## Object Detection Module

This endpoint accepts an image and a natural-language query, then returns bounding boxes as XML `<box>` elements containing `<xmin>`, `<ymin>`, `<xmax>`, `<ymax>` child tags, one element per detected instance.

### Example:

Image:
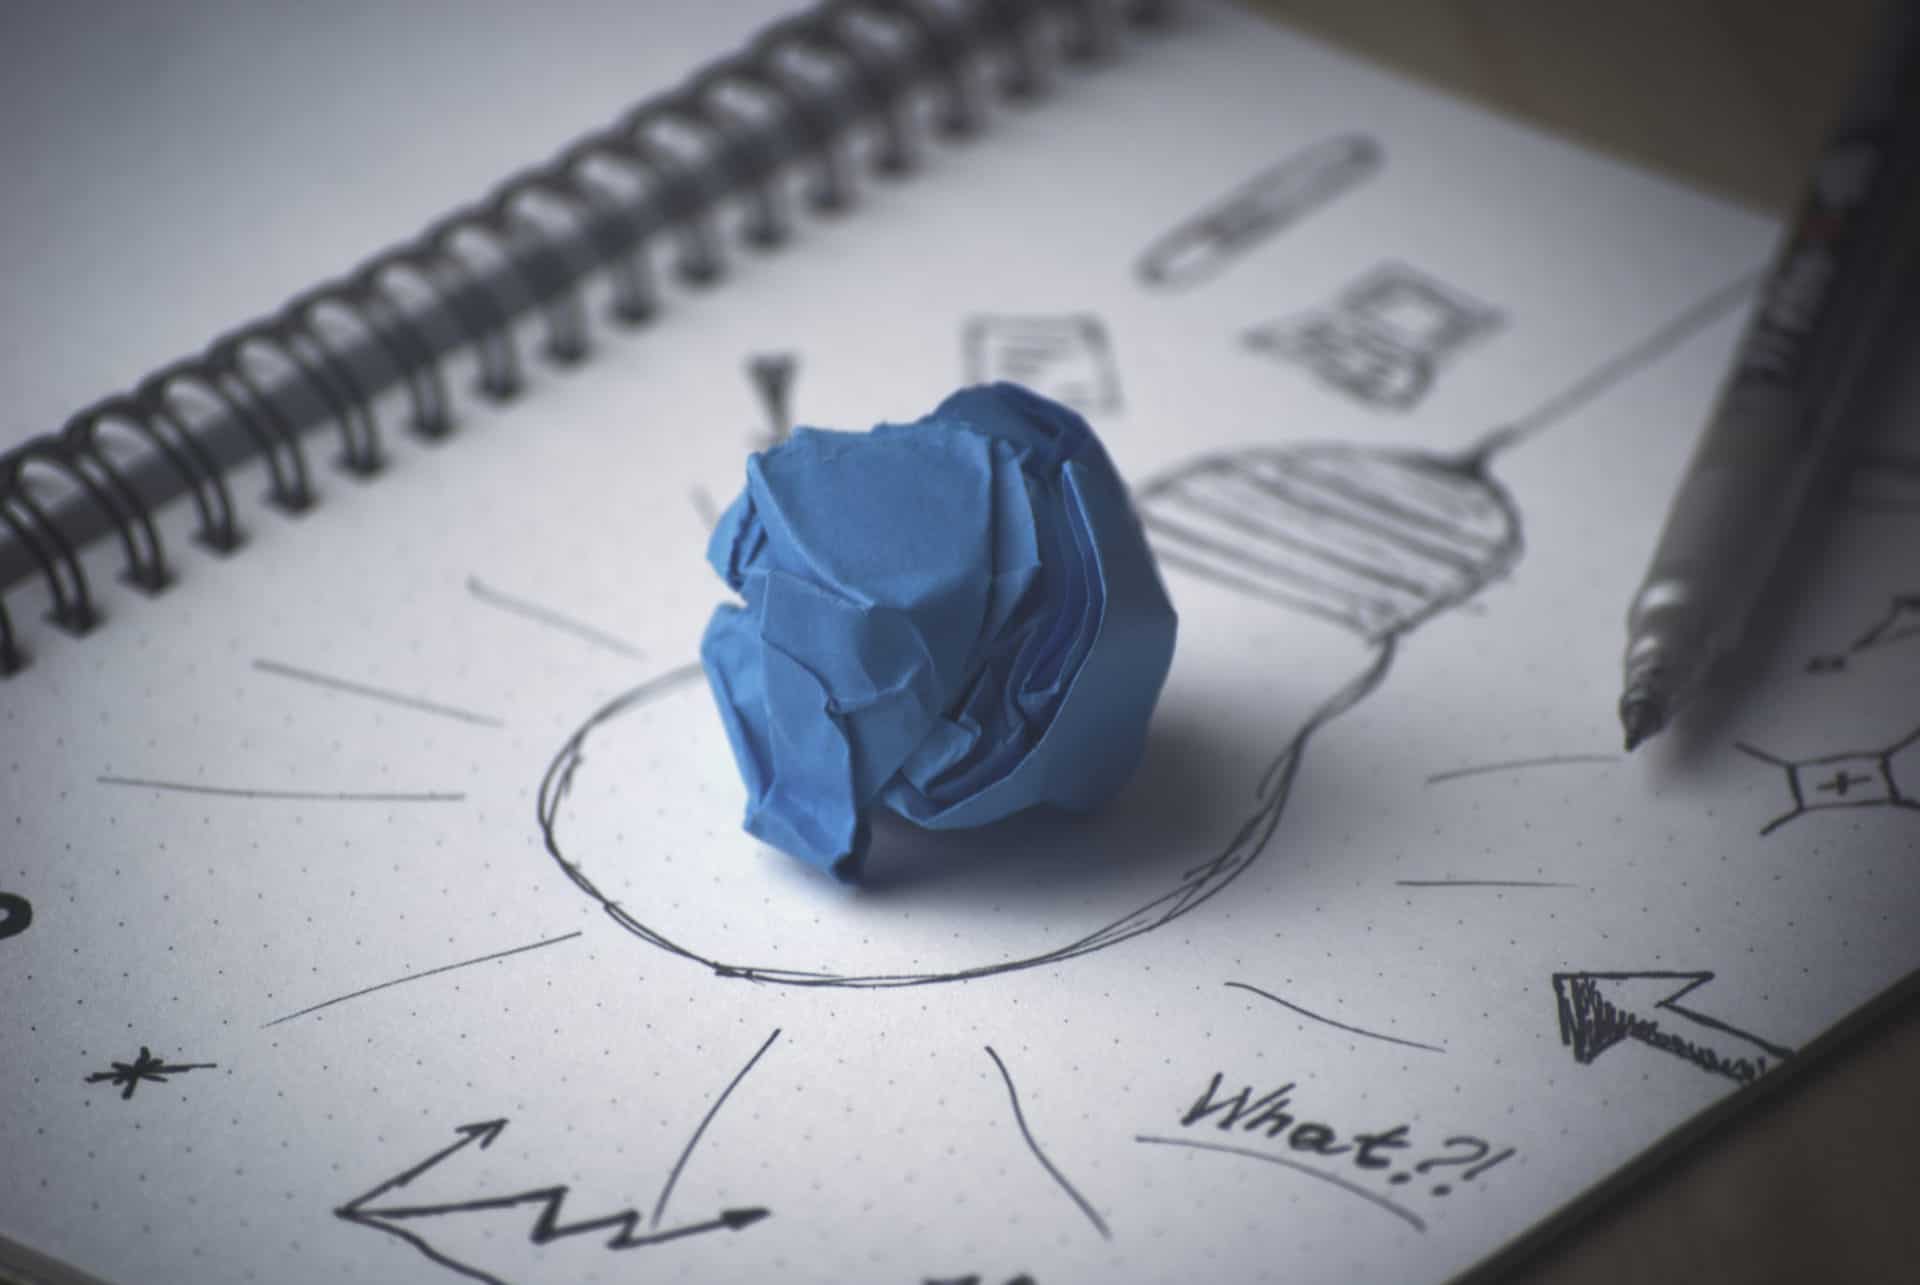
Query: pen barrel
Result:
<box><xmin>1622</xmin><ymin>0</ymin><xmax>1920</xmax><ymax>724</ymax></box>
<box><xmin>1624</xmin><ymin>355</ymin><xmax>1829</xmax><ymax>699</ymax></box>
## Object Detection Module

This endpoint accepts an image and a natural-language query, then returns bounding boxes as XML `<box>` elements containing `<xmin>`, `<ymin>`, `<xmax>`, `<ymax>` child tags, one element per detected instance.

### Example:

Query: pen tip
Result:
<box><xmin>1619</xmin><ymin>695</ymin><xmax>1665</xmax><ymax>752</ymax></box>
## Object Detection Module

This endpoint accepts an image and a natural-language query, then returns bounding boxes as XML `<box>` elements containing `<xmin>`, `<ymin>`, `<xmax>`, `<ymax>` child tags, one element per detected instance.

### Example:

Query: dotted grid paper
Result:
<box><xmin>5</xmin><ymin>4</ymin><xmax>1919</xmax><ymax>1284</ymax></box>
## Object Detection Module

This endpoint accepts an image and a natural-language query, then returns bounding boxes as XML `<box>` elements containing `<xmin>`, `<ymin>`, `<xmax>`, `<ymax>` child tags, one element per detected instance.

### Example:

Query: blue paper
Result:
<box><xmin>701</xmin><ymin>382</ymin><xmax>1178</xmax><ymax>880</ymax></box>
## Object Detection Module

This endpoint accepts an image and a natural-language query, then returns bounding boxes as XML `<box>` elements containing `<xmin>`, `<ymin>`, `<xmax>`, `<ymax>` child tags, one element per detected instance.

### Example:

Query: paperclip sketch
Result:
<box><xmin>1552</xmin><ymin>971</ymin><xmax>1791</xmax><ymax>1085</ymax></box>
<box><xmin>1736</xmin><ymin>724</ymin><xmax>1920</xmax><ymax>835</ymax></box>
<box><xmin>963</xmin><ymin>315</ymin><xmax>1122</xmax><ymax>414</ymax></box>
<box><xmin>1134</xmin><ymin>134</ymin><xmax>1384</xmax><ymax>291</ymax></box>
<box><xmin>1244</xmin><ymin>262</ymin><xmax>1504</xmax><ymax>411</ymax></box>
<box><xmin>536</xmin><ymin>275</ymin><xmax>1755</xmax><ymax>989</ymax></box>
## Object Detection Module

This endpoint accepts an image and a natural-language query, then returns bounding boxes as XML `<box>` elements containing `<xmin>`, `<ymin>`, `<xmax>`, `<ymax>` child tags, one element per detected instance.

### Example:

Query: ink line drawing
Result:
<box><xmin>1552</xmin><ymin>971</ymin><xmax>1792</xmax><ymax>1085</ymax></box>
<box><xmin>983</xmin><ymin>1045</ymin><xmax>1111</xmax><ymax>1240</ymax></box>
<box><xmin>1243</xmin><ymin>261</ymin><xmax>1504</xmax><ymax>411</ymax></box>
<box><xmin>0</xmin><ymin>890</ymin><xmax>30</xmax><ymax>942</ymax></box>
<box><xmin>1225</xmin><ymin>981</ymin><xmax>1445</xmax><ymax>1054</ymax></box>
<box><xmin>1178</xmin><ymin>1072</ymin><xmax>1515</xmax><ymax>1200</ymax></box>
<box><xmin>536</xmin><ymin>275</ymin><xmax>1757</xmax><ymax>989</ymax></box>
<box><xmin>1848</xmin><ymin>593</ymin><xmax>1920</xmax><ymax>652</ymax></box>
<box><xmin>1394</xmin><ymin>879</ymin><xmax>1577</xmax><ymax>889</ymax></box>
<box><xmin>253</xmin><ymin>659</ymin><xmax>504</xmax><ymax>728</ymax></box>
<box><xmin>653</xmin><ymin>1027</ymin><xmax>781</xmax><ymax>1225</ymax></box>
<box><xmin>84</xmin><ymin>1046</ymin><xmax>218</xmax><ymax>1100</ymax></box>
<box><xmin>1805</xmin><ymin>591</ymin><xmax>1920</xmax><ymax>673</ymax></box>
<box><xmin>747</xmin><ymin>352</ymin><xmax>798</xmax><ymax>449</ymax></box>
<box><xmin>1423</xmin><ymin>752</ymin><xmax>1617</xmax><ymax>786</ymax></box>
<box><xmin>465</xmin><ymin>576</ymin><xmax>643</xmax><ymax>658</ymax></box>
<box><xmin>1135</xmin><ymin>134</ymin><xmax>1383</xmax><ymax>291</ymax></box>
<box><xmin>337</xmin><ymin>1119</ymin><xmax>770</xmax><ymax>1285</ymax></box>
<box><xmin>98</xmin><ymin>775</ymin><xmax>465</xmax><ymax>804</ymax></box>
<box><xmin>963</xmin><ymin>315</ymin><xmax>1121</xmax><ymax>414</ymax></box>
<box><xmin>538</xmin><ymin>643</ymin><xmax>1385</xmax><ymax>987</ymax></box>
<box><xmin>1134</xmin><ymin>1135</ymin><xmax>1426</xmax><ymax>1232</ymax></box>
<box><xmin>262</xmin><ymin>931</ymin><xmax>584</xmax><ymax>1028</ymax></box>
<box><xmin>1735</xmin><ymin>722</ymin><xmax>1920</xmax><ymax>834</ymax></box>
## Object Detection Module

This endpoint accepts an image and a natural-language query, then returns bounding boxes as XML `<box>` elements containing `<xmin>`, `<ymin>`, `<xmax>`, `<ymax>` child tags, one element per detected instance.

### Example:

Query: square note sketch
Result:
<box><xmin>964</xmin><ymin>314</ymin><xmax>1122</xmax><ymax>415</ymax></box>
<box><xmin>1244</xmin><ymin>261</ymin><xmax>1505</xmax><ymax>412</ymax></box>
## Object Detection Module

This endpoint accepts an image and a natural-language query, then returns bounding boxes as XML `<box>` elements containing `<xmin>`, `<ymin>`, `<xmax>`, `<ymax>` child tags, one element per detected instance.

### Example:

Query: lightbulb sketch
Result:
<box><xmin>536</xmin><ymin>275</ymin><xmax>1757</xmax><ymax>989</ymax></box>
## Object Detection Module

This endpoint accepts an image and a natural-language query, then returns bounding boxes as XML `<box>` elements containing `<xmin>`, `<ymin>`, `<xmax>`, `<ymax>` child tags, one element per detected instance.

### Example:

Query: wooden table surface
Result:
<box><xmin>1240</xmin><ymin>3</ymin><xmax>1920</xmax><ymax>1281</ymax></box>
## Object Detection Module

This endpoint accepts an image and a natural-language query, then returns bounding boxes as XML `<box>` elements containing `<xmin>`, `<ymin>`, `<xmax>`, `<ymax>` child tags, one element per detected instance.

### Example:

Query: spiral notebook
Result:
<box><xmin>4</xmin><ymin>3</ymin><xmax>1918</xmax><ymax>1283</ymax></box>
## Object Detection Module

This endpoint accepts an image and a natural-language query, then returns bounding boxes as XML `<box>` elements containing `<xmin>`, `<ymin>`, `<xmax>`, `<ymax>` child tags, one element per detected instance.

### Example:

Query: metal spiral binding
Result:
<box><xmin>0</xmin><ymin>0</ymin><xmax>1170</xmax><ymax>677</ymax></box>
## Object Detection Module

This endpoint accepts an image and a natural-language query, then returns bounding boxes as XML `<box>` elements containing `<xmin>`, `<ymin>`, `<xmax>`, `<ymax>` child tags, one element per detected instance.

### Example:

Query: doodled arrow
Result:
<box><xmin>1551</xmin><ymin>971</ymin><xmax>1793</xmax><ymax>1085</ymax></box>
<box><xmin>336</xmin><ymin>1119</ymin><xmax>769</xmax><ymax>1285</ymax></box>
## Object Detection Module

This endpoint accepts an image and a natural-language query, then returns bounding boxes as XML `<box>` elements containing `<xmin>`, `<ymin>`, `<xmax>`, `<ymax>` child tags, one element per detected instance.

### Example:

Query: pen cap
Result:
<box><xmin>1136</xmin><ymin>443</ymin><xmax>1521</xmax><ymax>641</ymax></box>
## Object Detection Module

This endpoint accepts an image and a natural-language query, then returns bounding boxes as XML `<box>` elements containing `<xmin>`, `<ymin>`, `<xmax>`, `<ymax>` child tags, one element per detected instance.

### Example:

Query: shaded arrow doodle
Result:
<box><xmin>1552</xmin><ymin>972</ymin><xmax>1792</xmax><ymax>1085</ymax></box>
<box><xmin>335</xmin><ymin>1119</ymin><xmax>770</xmax><ymax>1285</ymax></box>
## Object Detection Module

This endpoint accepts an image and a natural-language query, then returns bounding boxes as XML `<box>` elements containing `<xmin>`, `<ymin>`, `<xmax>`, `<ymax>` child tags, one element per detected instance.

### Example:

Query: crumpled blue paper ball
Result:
<box><xmin>701</xmin><ymin>382</ymin><xmax>1178</xmax><ymax>881</ymax></box>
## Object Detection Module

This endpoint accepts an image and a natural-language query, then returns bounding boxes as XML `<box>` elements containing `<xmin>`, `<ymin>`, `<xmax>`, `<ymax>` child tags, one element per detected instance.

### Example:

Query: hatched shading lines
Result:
<box><xmin>1223</xmin><ymin>465</ymin><xmax>1489</xmax><ymax>573</ymax></box>
<box><xmin>1141</xmin><ymin>509</ymin><xmax>1400</xmax><ymax>615</ymax></box>
<box><xmin>1158</xmin><ymin>479</ymin><xmax>1442</xmax><ymax>597</ymax></box>
<box><xmin>1257</xmin><ymin>454</ymin><xmax>1506</xmax><ymax>546</ymax></box>
<box><xmin>1145</xmin><ymin>547</ymin><xmax>1365</xmax><ymax>631</ymax></box>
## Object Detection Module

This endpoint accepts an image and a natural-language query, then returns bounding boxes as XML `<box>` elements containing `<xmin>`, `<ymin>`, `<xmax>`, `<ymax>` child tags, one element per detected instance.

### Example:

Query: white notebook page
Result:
<box><xmin>5</xmin><ymin>5</ymin><xmax>1918</xmax><ymax>1284</ymax></box>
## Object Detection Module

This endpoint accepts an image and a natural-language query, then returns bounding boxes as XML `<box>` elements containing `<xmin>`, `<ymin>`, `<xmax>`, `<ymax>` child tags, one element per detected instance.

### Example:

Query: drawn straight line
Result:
<box><xmin>253</xmin><ymin>659</ymin><xmax>503</xmax><ymax>728</ymax></box>
<box><xmin>652</xmin><ymin>1028</ymin><xmax>781</xmax><ymax>1226</ymax></box>
<box><xmin>99</xmin><ymin>775</ymin><xmax>464</xmax><ymax>804</ymax></box>
<box><xmin>465</xmin><ymin>576</ymin><xmax>643</xmax><ymax>658</ymax></box>
<box><xmin>262</xmin><ymin>932</ymin><xmax>583</xmax><ymax>1028</ymax></box>
<box><xmin>1474</xmin><ymin>269</ymin><xmax>1763</xmax><ymax>457</ymax></box>
<box><xmin>1225</xmin><ymin>981</ymin><xmax>1446</xmax><ymax>1055</ymax></box>
<box><xmin>1135</xmin><ymin>1135</ymin><xmax>1425</xmax><ymax>1232</ymax></box>
<box><xmin>1424</xmin><ymin>753</ymin><xmax>1618</xmax><ymax>785</ymax></box>
<box><xmin>1396</xmin><ymin>879</ymin><xmax>1578</xmax><ymax>888</ymax></box>
<box><xmin>984</xmin><ymin>1045</ymin><xmax>1111</xmax><ymax>1240</ymax></box>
